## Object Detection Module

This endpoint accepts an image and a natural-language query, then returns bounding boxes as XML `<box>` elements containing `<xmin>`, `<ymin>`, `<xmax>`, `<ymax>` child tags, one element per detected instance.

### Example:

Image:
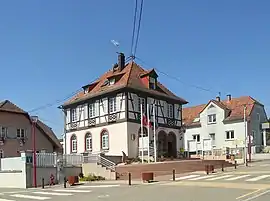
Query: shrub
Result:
<box><xmin>79</xmin><ymin>173</ymin><xmax>105</xmax><ymax>181</ymax></box>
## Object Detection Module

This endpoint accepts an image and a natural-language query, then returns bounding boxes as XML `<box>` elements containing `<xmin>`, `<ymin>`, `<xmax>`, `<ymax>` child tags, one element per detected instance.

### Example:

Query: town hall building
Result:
<box><xmin>61</xmin><ymin>53</ymin><xmax>188</xmax><ymax>160</ymax></box>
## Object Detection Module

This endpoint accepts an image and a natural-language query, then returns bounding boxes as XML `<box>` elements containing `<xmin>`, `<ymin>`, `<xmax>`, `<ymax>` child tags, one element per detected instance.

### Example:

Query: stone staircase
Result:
<box><xmin>82</xmin><ymin>154</ymin><xmax>116</xmax><ymax>180</ymax></box>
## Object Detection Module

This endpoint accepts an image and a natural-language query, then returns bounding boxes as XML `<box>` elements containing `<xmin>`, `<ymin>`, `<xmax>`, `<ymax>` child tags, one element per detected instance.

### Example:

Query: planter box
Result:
<box><xmin>141</xmin><ymin>172</ymin><xmax>154</xmax><ymax>182</ymax></box>
<box><xmin>68</xmin><ymin>176</ymin><xmax>79</xmax><ymax>186</ymax></box>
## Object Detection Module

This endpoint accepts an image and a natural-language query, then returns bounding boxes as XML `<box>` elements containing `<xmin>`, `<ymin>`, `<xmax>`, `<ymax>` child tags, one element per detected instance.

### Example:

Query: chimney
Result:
<box><xmin>216</xmin><ymin>96</ymin><xmax>220</xmax><ymax>102</ymax></box>
<box><xmin>118</xmin><ymin>53</ymin><xmax>125</xmax><ymax>71</ymax></box>
<box><xmin>227</xmin><ymin>94</ymin><xmax>232</xmax><ymax>101</ymax></box>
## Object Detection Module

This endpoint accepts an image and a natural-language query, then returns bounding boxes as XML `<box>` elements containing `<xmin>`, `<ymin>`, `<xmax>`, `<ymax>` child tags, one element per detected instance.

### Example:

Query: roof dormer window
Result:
<box><xmin>84</xmin><ymin>88</ymin><xmax>88</xmax><ymax>94</ymax></box>
<box><xmin>149</xmin><ymin>77</ymin><xmax>156</xmax><ymax>89</ymax></box>
<box><xmin>109</xmin><ymin>78</ymin><xmax>115</xmax><ymax>85</ymax></box>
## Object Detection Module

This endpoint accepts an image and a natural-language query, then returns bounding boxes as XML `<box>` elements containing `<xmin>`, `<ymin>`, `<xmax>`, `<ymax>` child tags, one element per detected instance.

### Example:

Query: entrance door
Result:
<box><xmin>168</xmin><ymin>142</ymin><xmax>173</xmax><ymax>157</ymax></box>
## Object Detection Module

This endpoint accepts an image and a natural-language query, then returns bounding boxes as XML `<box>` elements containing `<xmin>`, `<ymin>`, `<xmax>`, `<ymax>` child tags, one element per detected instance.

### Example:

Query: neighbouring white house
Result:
<box><xmin>60</xmin><ymin>53</ymin><xmax>187</xmax><ymax>162</ymax></box>
<box><xmin>182</xmin><ymin>95</ymin><xmax>268</xmax><ymax>157</ymax></box>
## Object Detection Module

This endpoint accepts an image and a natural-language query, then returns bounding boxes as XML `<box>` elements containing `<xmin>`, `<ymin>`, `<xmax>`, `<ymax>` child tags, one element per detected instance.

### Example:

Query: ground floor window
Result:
<box><xmin>101</xmin><ymin>130</ymin><xmax>109</xmax><ymax>150</ymax></box>
<box><xmin>70</xmin><ymin>135</ymin><xmax>77</xmax><ymax>153</ymax></box>
<box><xmin>85</xmin><ymin>133</ymin><xmax>92</xmax><ymax>151</ymax></box>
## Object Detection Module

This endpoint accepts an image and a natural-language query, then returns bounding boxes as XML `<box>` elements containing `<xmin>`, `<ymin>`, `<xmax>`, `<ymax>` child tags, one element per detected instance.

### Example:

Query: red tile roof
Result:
<box><xmin>183</xmin><ymin>96</ymin><xmax>261</xmax><ymax>127</ymax></box>
<box><xmin>0</xmin><ymin>100</ymin><xmax>62</xmax><ymax>149</ymax></box>
<box><xmin>63</xmin><ymin>61</ymin><xmax>188</xmax><ymax>106</ymax></box>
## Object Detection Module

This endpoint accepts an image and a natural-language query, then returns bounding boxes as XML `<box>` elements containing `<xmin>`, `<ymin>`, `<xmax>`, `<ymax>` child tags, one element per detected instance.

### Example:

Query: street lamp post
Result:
<box><xmin>31</xmin><ymin>115</ymin><xmax>38</xmax><ymax>188</ymax></box>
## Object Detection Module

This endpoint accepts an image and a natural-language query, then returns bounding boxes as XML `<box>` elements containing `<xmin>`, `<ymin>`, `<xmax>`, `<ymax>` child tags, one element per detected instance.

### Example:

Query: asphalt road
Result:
<box><xmin>0</xmin><ymin>160</ymin><xmax>269</xmax><ymax>201</ymax></box>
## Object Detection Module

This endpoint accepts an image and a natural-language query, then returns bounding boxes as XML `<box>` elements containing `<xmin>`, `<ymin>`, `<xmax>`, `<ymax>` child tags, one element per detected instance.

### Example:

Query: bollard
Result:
<box><xmin>64</xmin><ymin>177</ymin><xmax>66</xmax><ymax>188</ymax></box>
<box><xmin>42</xmin><ymin>178</ymin><xmax>44</xmax><ymax>189</ymax></box>
<box><xmin>128</xmin><ymin>173</ymin><xmax>131</xmax><ymax>186</ymax></box>
<box><xmin>172</xmin><ymin>169</ymin><xmax>176</xmax><ymax>181</ymax></box>
<box><xmin>206</xmin><ymin>165</ymin><xmax>209</xmax><ymax>175</ymax></box>
<box><xmin>221</xmin><ymin>163</ymin><xmax>224</xmax><ymax>172</ymax></box>
<box><xmin>246</xmin><ymin>159</ymin><xmax>248</xmax><ymax>167</ymax></box>
<box><xmin>235</xmin><ymin>160</ymin><xmax>237</xmax><ymax>169</ymax></box>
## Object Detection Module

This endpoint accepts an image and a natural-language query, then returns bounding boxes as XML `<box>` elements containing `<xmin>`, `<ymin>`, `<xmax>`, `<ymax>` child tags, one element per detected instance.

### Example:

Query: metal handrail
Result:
<box><xmin>97</xmin><ymin>155</ymin><xmax>116</xmax><ymax>171</ymax></box>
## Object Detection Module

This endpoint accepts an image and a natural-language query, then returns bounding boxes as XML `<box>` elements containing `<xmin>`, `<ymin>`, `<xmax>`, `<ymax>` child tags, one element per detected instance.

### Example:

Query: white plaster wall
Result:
<box><xmin>0</xmin><ymin>156</ymin><xmax>27</xmax><ymax>188</ymax></box>
<box><xmin>66</xmin><ymin>122</ymin><xmax>128</xmax><ymax>156</ymax></box>
<box><xmin>0</xmin><ymin>171</ymin><xmax>26</xmax><ymax>188</ymax></box>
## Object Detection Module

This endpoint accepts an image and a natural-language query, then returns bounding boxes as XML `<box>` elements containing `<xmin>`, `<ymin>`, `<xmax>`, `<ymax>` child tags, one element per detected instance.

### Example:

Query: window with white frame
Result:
<box><xmin>70</xmin><ymin>135</ymin><xmax>77</xmax><ymax>153</ymax></box>
<box><xmin>149</xmin><ymin>77</ymin><xmax>156</xmax><ymax>89</ymax></box>
<box><xmin>208</xmin><ymin>114</ymin><xmax>216</xmax><ymax>124</ymax></box>
<box><xmin>0</xmin><ymin>127</ymin><xmax>8</xmax><ymax>138</ymax></box>
<box><xmin>109</xmin><ymin>97</ymin><xmax>117</xmax><ymax>113</ymax></box>
<box><xmin>89</xmin><ymin>103</ymin><xmax>95</xmax><ymax>118</ymax></box>
<box><xmin>0</xmin><ymin>150</ymin><xmax>3</xmax><ymax>158</ymax></box>
<box><xmin>226</xmin><ymin>130</ymin><xmax>234</xmax><ymax>140</ymax></box>
<box><xmin>193</xmin><ymin>134</ymin><xmax>200</xmax><ymax>142</ymax></box>
<box><xmin>17</xmin><ymin>128</ymin><xmax>25</xmax><ymax>138</ymax></box>
<box><xmin>209</xmin><ymin>133</ymin><xmax>216</xmax><ymax>146</ymax></box>
<box><xmin>71</xmin><ymin>108</ymin><xmax>77</xmax><ymax>122</ymax></box>
<box><xmin>168</xmin><ymin>104</ymin><xmax>174</xmax><ymax>118</ymax></box>
<box><xmin>138</xmin><ymin>97</ymin><xmax>145</xmax><ymax>113</ymax></box>
<box><xmin>85</xmin><ymin>133</ymin><xmax>92</xmax><ymax>151</ymax></box>
<box><xmin>101</xmin><ymin>131</ymin><xmax>109</xmax><ymax>150</ymax></box>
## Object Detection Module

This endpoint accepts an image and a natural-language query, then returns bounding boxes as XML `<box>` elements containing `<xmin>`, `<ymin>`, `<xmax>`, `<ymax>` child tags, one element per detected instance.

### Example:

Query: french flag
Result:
<box><xmin>142</xmin><ymin>114</ymin><xmax>152</xmax><ymax>128</ymax></box>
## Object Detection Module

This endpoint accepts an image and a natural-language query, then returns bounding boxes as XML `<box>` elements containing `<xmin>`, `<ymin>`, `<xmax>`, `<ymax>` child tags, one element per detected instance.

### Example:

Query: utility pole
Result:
<box><xmin>243</xmin><ymin>105</ymin><xmax>248</xmax><ymax>166</ymax></box>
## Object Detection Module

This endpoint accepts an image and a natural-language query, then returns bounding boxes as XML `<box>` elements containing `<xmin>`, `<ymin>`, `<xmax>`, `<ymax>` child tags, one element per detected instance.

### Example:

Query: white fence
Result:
<box><xmin>36</xmin><ymin>153</ymin><xmax>83</xmax><ymax>167</ymax></box>
<box><xmin>35</xmin><ymin>153</ymin><xmax>116</xmax><ymax>171</ymax></box>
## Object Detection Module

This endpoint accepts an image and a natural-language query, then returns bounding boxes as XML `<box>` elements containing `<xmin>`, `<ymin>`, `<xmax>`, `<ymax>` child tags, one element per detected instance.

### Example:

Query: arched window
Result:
<box><xmin>70</xmin><ymin>134</ymin><xmax>77</xmax><ymax>153</ymax></box>
<box><xmin>100</xmin><ymin>130</ymin><xmax>109</xmax><ymax>150</ymax></box>
<box><xmin>85</xmin><ymin>133</ymin><xmax>92</xmax><ymax>151</ymax></box>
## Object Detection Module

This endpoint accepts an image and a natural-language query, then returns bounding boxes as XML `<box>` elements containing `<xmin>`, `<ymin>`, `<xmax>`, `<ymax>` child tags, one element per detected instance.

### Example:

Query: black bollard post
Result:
<box><xmin>206</xmin><ymin>165</ymin><xmax>209</xmax><ymax>175</ymax></box>
<box><xmin>64</xmin><ymin>177</ymin><xmax>66</xmax><ymax>188</ymax></box>
<box><xmin>172</xmin><ymin>169</ymin><xmax>176</xmax><ymax>181</ymax></box>
<box><xmin>221</xmin><ymin>163</ymin><xmax>224</xmax><ymax>172</ymax></box>
<box><xmin>42</xmin><ymin>178</ymin><xmax>44</xmax><ymax>189</ymax></box>
<box><xmin>246</xmin><ymin>159</ymin><xmax>248</xmax><ymax>167</ymax></box>
<box><xmin>235</xmin><ymin>160</ymin><xmax>237</xmax><ymax>169</ymax></box>
<box><xmin>128</xmin><ymin>173</ymin><xmax>131</xmax><ymax>186</ymax></box>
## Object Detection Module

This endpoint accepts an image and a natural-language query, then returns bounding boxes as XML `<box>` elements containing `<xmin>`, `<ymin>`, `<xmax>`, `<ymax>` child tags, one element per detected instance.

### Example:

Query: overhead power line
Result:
<box><xmin>135</xmin><ymin>56</ymin><xmax>220</xmax><ymax>95</ymax></box>
<box><xmin>130</xmin><ymin>0</ymin><xmax>138</xmax><ymax>56</ymax></box>
<box><xmin>28</xmin><ymin>78</ymin><xmax>98</xmax><ymax>113</ymax></box>
<box><xmin>27</xmin><ymin>89</ymin><xmax>81</xmax><ymax>113</ymax></box>
<box><xmin>130</xmin><ymin>0</ymin><xmax>144</xmax><ymax>58</ymax></box>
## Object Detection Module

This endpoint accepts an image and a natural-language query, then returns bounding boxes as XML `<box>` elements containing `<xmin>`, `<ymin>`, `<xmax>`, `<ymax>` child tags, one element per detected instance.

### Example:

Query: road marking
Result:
<box><xmin>206</xmin><ymin>175</ymin><xmax>233</xmax><ymax>181</ymax></box>
<box><xmin>236</xmin><ymin>189</ymin><xmax>263</xmax><ymax>199</ymax></box>
<box><xmin>246</xmin><ymin>175</ymin><xmax>270</xmax><ymax>181</ymax></box>
<box><xmin>189</xmin><ymin>175</ymin><xmax>216</xmax><ymax>180</ymax></box>
<box><xmin>0</xmin><ymin>199</ymin><xmax>16</xmax><ymax>201</ymax></box>
<box><xmin>97</xmin><ymin>195</ymin><xmax>110</xmax><ymax>198</ymax></box>
<box><xmin>10</xmin><ymin>194</ymin><xmax>50</xmax><ymax>200</ymax></box>
<box><xmin>260</xmin><ymin>164</ymin><xmax>270</xmax><ymax>167</ymax></box>
<box><xmin>78</xmin><ymin>184</ymin><xmax>120</xmax><ymax>188</ymax></box>
<box><xmin>226</xmin><ymin>175</ymin><xmax>250</xmax><ymax>181</ymax></box>
<box><xmin>163</xmin><ymin>181</ymin><xmax>269</xmax><ymax>189</ymax></box>
<box><xmin>53</xmin><ymin>189</ymin><xmax>91</xmax><ymax>193</ymax></box>
<box><xmin>242</xmin><ymin>189</ymin><xmax>270</xmax><ymax>201</ymax></box>
<box><xmin>174</xmin><ymin>175</ymin><xmax>200</xmax><ymax>180</ymax></box>
<box><xmin>32</xmin><ymin>191</ymin><xmax>72</xmax><ymax>196</ymax></box>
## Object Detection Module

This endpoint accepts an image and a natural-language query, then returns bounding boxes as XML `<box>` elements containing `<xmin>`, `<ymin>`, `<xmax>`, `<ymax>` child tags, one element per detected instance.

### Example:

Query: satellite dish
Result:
<box><xmin>111</xmin><ymin>40</ymin><xmax>120</xmax><ymax>47</ymax></box>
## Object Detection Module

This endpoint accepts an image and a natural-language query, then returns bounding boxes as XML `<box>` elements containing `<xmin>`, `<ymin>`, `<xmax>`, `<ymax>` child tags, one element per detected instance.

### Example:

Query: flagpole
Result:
<box><xmin>140</xmin><ymin>102</ymin><xmax>144</xmax><ymax>164</ymax></box>
<box><xmin>147</xmin><ymin>104</ymin><xmax>150</xmax><ymax>163</ymax></box>
<box><xmin>153</xmin><ymin>103</ymin><xmax>157</xmax><ymax>163</ymax></box>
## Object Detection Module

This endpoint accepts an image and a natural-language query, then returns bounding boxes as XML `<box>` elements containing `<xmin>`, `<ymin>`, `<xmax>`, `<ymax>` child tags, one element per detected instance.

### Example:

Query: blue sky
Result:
<box><xmin>1</xmin><ymin>0</ymin><xmax>270</xmax><ymax>137</ymax></box>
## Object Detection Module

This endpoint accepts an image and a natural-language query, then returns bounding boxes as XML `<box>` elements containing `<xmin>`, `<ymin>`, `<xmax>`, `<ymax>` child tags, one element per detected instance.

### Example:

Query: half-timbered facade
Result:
<box><xmin>61</xmin><ymin>53</ymin><xmax>188</xmax><ymax>159</ymax></box>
